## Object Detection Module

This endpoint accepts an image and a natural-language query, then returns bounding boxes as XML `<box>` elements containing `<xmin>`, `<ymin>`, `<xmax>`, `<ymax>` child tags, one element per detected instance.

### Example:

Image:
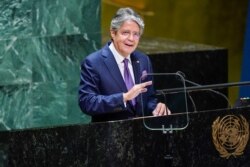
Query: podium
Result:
<box><xmin>1</xmin><ymin>106</ymin><xmax>250</xmax><ymax>167</ymax></box>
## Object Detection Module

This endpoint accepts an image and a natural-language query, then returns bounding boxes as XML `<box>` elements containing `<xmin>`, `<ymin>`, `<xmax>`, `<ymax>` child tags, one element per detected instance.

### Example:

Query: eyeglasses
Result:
<box><xmin>120</xmin><ymin>30</ymin><xmax>140</xmax><ymax>40</ymax></box>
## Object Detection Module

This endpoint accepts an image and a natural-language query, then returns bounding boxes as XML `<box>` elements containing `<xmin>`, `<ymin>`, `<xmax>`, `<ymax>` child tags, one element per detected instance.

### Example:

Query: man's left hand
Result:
<box><xmin>152</xmin><ymin>103</ymin><xmax>171</xmax><ymax>116</ymax></box>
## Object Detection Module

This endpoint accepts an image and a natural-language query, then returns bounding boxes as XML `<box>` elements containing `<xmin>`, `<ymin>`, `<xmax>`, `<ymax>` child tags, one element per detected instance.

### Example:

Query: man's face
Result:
<box><xmin>110</xmin><ymin>20</ymin><xmax>141</xmax><ymax>57</ymax></box>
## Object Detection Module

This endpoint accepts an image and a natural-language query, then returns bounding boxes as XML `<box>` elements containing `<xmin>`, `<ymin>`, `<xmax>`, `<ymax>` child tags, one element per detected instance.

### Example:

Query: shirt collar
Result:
<box><xmin>109</xmin><ymin>42</ymin><xmax>131</xmax><ymax>64</ymax></box>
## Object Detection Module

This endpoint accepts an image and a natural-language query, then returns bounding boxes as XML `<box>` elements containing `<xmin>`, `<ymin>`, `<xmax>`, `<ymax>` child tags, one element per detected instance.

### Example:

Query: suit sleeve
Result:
<box><xmin>78</xmin><ymin>58</ymin><xmax>125</xmax><ymax>116</ymax></box>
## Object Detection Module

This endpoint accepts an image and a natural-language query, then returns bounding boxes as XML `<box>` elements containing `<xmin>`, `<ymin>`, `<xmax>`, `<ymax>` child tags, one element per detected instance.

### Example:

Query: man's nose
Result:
<box><xmin>128</xmin><ymin>33</ymin><xmax>134</xmax><ymax>40</ymax></box>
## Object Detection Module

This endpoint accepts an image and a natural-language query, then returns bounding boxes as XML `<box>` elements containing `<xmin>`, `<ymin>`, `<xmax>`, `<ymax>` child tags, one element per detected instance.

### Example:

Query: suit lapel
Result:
<box><xmin>131</xmin><ymin>54</ymin><xmax>142</xmax><ymax>108</ymax></box>
<box><xmin>131</xmin><ymin>54</ymin><xmax>141</xmax><ymax>84</ymax></box>
<box><xmin>102</xmin><ymin>45</ymin><xmax>127</xmax><ymax>92</ymax></box>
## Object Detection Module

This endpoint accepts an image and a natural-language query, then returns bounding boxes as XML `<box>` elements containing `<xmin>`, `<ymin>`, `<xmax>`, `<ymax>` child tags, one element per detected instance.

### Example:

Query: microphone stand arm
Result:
<box><xmin>160</xmin><ymin>81</ymin><xmax>250</xmax><ymax>94</ymax></box>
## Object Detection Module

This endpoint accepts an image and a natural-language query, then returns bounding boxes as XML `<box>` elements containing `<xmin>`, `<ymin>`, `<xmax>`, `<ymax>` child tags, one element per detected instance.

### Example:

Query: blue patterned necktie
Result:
<box><xmin>123</xmin><ymin>58</ymin><xmax>136</xmax><ymax>106</ymax></box>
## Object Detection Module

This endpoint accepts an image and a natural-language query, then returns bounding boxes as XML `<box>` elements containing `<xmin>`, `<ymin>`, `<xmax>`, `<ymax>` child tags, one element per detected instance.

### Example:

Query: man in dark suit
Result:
<box><xmin>78</xmin><ymin>7</ymin><xmax>170</xmax><ymax>122</ymax></box>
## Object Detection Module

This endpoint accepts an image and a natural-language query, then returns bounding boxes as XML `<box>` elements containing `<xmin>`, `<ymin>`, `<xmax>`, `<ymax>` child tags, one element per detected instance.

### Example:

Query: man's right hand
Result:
<box><xmin>123</xmin><ymin>81</ymin><xmax>152</xmax><ymax>102</ymax></box>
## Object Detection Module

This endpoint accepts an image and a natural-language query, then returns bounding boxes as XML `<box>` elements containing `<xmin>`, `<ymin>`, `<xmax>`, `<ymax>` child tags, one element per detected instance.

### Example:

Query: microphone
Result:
<box><xmin>174</xmin><ymin>71</ymin><xmax>197</xmax><ymax>112</ymax></box>
<box><xmin>175</xmin><ymin>71</ymin><xmax>231</xmax><ymax>109</ymax></box>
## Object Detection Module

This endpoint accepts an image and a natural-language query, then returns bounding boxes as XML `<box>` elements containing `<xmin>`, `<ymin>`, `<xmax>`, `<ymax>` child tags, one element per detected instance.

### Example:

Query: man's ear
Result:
<box><xmin>110</xmin><ymin>30</ymin><xmax>116</xmax><ymax>39</ymax></box>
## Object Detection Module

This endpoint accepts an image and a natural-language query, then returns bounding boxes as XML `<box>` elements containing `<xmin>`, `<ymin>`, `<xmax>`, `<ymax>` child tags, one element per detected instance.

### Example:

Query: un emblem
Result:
<box><xmin>212</xmin><ymin>115</ymin><xmax>249</xmax><ymax>159</ymax></box>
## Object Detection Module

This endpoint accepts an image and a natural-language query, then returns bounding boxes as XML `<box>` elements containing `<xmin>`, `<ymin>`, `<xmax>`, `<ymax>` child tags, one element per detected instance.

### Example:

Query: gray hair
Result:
<box><xmin>110</xmin><ymin>7</ymin><xmax>145</xmax><ymax>35</ymax></box>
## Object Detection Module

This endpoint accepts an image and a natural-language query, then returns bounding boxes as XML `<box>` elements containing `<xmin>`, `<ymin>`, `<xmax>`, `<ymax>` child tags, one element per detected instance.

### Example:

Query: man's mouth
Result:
<box><xmin>124</xmin><ymin>43</ymin><xmax>133</xmax><ymax>47</ymax></box>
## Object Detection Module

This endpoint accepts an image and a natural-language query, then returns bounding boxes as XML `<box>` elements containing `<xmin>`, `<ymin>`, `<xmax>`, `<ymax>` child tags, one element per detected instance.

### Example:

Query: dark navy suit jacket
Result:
<box><xmin>78</xmin><ymin>42</ymin><xmax>157</xmax><ymax>122</ymax></box>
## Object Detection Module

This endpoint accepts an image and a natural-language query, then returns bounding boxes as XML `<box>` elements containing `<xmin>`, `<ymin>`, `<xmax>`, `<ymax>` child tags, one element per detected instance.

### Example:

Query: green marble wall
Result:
<box><xmin>0</xmin><ymin>0</ymin><xmax>101</xmax><ymax>130</ymax></box>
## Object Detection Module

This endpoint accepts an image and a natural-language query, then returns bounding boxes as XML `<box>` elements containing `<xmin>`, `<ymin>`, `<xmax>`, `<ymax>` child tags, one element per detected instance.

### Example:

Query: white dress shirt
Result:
<box><xmin>109</xmin><ymin>42</ymin><xmax>135</xmax><ymax>84</ymax></box>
